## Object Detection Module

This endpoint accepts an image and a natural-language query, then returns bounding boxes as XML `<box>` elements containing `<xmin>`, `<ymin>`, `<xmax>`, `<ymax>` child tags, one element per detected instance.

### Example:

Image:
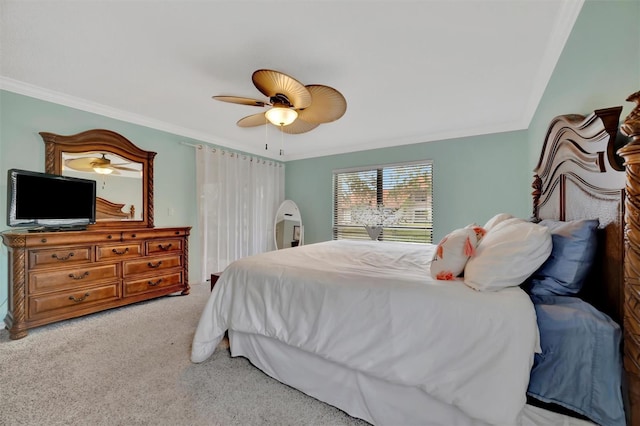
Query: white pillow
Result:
<box><xmin>483</xmin><ymin>213</ymin><xmax>514</xmax><ymax>232</ymax></box>
<box><xmin>430</xmin><ymin>226</ymin><xmax>483</xmax><ymax>281</ymax></box>
<box><xmin>464</xmin><ymin>218</ymin><xmax>552</xmax><ymax>291</ymax></box>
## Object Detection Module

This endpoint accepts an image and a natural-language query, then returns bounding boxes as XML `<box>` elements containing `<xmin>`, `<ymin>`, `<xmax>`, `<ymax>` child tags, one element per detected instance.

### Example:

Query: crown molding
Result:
<box><xmin>0</xmin><ymin>77</ymin><xmax>282</xmax><ymax>160</ymax></box>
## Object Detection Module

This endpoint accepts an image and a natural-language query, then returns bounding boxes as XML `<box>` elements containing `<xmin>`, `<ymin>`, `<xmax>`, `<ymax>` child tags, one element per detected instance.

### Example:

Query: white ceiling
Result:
<box><xmin>0</xmin><ymin>1</ymin><xmax>583</xmax><ymax>161</ymax></box>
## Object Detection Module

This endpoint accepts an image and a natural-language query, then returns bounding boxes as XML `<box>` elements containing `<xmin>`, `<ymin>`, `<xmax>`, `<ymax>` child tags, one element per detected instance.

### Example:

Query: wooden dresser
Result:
<box><xmin>2</xmin><ymin>226</ymin><xmax>190</xmax><ymax>339</ymax></box>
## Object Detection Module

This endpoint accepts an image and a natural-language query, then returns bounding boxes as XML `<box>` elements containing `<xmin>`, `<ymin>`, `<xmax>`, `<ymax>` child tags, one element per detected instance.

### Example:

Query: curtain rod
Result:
<box><xmin>179</xmin><ymin>141</ymin><xmax>284</xmax><ymax>167</ymax></box>
<box><xmin>179</xmin><ymin>141</ymin><xmax>203</xmax><ymax>149</ymax></box>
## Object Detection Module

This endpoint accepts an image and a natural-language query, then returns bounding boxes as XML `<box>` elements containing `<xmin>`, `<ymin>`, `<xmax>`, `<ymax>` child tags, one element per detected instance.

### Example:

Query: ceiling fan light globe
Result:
<box><xmin>93</xmin><ymin>166</ymin><xmax>113</xmax><ymax>175</ymax></box>
<box><xmin>265</xmin><ymin>107</ymin><xmax>298</xmax><ymax>126</ymax></box>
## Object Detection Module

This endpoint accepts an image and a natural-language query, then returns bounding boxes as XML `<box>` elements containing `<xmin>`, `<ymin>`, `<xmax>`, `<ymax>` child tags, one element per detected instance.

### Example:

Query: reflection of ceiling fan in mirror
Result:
<box><xmin>213</xmin><ymin>69</ymin><xmax>347</xmax><ymax>134</ymax></box>
<box><xmin>64</xmin><ymin>154</ymin><xmax>139</xmax><ymax>175</ymax></box>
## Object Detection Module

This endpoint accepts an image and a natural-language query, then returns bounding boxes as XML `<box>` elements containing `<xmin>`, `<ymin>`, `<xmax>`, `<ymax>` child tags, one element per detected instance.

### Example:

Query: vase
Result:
<box><xmin>364</xmin><ymin>225</ymin><xmax>382</xmax><ymax>241</ymax></box>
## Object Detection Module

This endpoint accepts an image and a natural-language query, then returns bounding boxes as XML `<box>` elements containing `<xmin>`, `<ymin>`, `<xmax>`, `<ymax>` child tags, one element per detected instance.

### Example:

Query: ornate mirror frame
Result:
<box><xmin>41</xmin><ymin>129</ymin><xmax>156</xmax><ymax>228</ymax></box>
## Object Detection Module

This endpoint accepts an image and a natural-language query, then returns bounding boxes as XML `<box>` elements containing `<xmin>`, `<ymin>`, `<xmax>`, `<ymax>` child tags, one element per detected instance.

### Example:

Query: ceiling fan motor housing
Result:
<box><xmin>271</xmin><ymin>93</ymin><xmax>293</xmax><ymax>108</ymax></box>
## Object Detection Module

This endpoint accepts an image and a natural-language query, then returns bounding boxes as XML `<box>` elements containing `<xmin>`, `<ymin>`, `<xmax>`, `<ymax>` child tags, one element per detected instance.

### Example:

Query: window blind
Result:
<box><xmin>333</xmin><ymin>161</ymin><xmax>433</xmax><ymax>243</ymax></box>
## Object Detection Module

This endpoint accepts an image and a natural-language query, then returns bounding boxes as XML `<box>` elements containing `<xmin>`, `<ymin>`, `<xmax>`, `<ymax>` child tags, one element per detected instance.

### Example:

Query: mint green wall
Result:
<box><xmin>286</xmin><ymin>0</ymin><xmax>640</xmax><ymax>245</ymax></box>
<box><xmin>0</xmin><ymin>91</ymin><xmax>201</xmax><ymax>319</ymax></box>
<box><xmin>286</xmin><ymin>131</ymin><xmax>530</xmax><ymax>245</ymax></box>
<box><xmin>528</xmin><ymin>0</ymin><xmax>640</xmax><ymax>165</ymax></box>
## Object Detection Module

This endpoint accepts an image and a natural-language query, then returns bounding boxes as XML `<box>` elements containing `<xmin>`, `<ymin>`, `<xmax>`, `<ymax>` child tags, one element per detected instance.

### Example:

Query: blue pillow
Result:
<box><xmin>528</xmin><ymin>219</ymin><xmax>599</xmax><ymax>296</ymax></box>
<box><xmin>528</xmin><ymin>295</ymin><xmax>625</xmax><ymax>426</ymax></box>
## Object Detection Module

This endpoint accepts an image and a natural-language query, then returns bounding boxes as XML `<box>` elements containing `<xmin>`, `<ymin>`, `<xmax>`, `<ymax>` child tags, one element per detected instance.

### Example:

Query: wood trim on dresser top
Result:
<box><xmin>2</xmin><ymin>226</ymin><xmax>190</xmax><ymax>340</ymax></box>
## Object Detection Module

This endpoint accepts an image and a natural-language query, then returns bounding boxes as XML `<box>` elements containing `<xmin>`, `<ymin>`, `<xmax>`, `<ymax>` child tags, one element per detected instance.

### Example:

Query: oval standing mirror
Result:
<box><xmin>274</xmin><ymin>200</ymin><xmax>302</xmax><ymax>249</ymax></box>
<box><xmin>41</xmin><ymin>129</ymin><xmax>156</xmax><ymax>228</ymax></box>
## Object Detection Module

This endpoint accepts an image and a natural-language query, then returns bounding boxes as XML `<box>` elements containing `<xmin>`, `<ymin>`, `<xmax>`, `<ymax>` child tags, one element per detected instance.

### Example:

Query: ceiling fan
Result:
<box><xmin>64</xmin><ymin>154</ymin><xmax>138</xmax><ymax>175</ymax></box>
<box><xmin>213</xmin><ymin>69</ymin><xmax>347</xmax><ymax>134</ymax></box>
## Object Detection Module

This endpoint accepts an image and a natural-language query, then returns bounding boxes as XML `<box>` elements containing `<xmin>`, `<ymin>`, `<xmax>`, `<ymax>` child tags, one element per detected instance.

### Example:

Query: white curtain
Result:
<box><xmin>196</xmin><ymin>146</ymin><xmax>284</xmax><ymax>282</ymax></box>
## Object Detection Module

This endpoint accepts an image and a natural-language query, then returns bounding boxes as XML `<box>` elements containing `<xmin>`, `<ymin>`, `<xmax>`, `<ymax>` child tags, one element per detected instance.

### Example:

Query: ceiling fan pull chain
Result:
<box><xmin>265</xmin><ymin>116</ymin><xmax>269</xmax><ymax>151</ymax></box>
<box><xmin>280</xmin><ymin>125</ymin><xmax>284</xmax><ymax>156</ymax></box>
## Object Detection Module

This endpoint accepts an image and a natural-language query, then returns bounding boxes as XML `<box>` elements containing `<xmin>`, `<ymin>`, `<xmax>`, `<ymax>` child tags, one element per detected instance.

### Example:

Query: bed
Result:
<box><xmin>192</xmin><ymin>100</ymin><xmax>639</xmax><ymax>425</ymax></box>
<box><xmin>95</xmin><ymin>196</ymin><xmax>135</xmax><ymax>220</ymax></box>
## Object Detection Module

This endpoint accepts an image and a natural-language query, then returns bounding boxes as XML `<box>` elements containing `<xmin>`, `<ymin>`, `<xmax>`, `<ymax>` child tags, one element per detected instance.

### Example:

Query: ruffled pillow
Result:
<box><xmin>464</xmin><ymin>218</ymin><xmax>552</xmax><ymax>291</ymax></box>
<box><xmin>527</xmin><ymin>219</ymin><xmax>599</xmax><ymax>296</ymax></box>
<box><xmin>430</xmin><ymin>225</ymin><xmax>486</xmax><ymax>281</ymax></box>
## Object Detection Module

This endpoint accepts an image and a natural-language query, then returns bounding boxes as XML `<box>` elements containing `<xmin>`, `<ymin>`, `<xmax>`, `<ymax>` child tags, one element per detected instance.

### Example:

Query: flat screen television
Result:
<box><xmin>7</xmin><ymin>168</ymin><xmax>97</xmax><ymax>230</ymax></box>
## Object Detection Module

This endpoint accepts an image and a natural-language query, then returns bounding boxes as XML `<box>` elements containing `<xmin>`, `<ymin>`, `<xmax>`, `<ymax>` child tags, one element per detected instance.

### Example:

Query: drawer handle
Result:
<box><xmin>148</xmin><ymin>279</ymin><xmax>163</xmax><ymax>287</ymax></box>
<box><xmin>68</xmin><ymin>271</ymin><xmax>90</xmax><ymax>280</ymax></box>
<box><xmin>52</xmin><ymin>252</ymin><xmax>74</xmax><ymax>261</ymax></box>
<box><xmin>147</xmin><ymin>261</ymin><xmax>163</xmax><ymax>269</ymax></box>
<box><xmin>69</xmin><ymin>293</ymin><xmax>90</xmax><ymax>303</ymax></box>
<box><xmin>107</xmin><ymin>235</ymin><xmax>113</xmax><ymax>240</ymax></box>
<box><xmin>112</xmin><ymin>247</ymin><xmax>129</xmax><ymax>255</ymax></box>
<box><xmin>158</xmin><ymin>243</ymin><xmax>172</xmax><ymax>251</ymax></box>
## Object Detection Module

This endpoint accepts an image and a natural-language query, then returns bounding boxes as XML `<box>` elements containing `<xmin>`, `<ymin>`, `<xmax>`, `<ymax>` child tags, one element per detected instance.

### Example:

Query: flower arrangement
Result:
<box><xmin>351</xmin><ymin>204</ymin><xmax>402</xmax><ymax>240</ymax></box>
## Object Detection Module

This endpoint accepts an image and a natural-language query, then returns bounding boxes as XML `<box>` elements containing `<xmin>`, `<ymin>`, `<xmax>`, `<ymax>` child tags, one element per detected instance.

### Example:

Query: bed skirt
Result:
<box><xmin>228</xmin><ymin>330</ymin><xmax>593</xmax><ymax>426</ymax></box>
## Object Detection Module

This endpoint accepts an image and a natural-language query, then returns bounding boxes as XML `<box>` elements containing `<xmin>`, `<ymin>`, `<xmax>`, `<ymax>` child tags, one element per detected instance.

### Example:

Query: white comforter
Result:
<box><xmin>191</xmin><ymin>240</ymin><xmax>540</xmax><ymax>425</ymax></box>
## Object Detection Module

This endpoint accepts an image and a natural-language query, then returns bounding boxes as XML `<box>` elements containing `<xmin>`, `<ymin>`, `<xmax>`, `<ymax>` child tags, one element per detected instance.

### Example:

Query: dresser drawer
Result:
<box><xmin>120</xmin><ymin>228</ymin><xmax>189</xmax><ymax>240</ymax></box>
<box><xmin>29</xmin><ymin>246</ymin><xmax>92</xmax><ymax>269</ymax></box>
<box><xmin>96</xmin><ymin>243</ymin><xmax>143</xmax><ymax>261</ymax></box>
<box><xmin>146</xmin><ymin>238</ymin><xmax>183</xmax><ymax>255</ymax></box>
<box><xmin>29</xmin><ymin>263</ymin><xmax>119</xmax><ymax>294</ymax></box>
<box><xmin>124</xmin><ymin>271</ymin><xmax>183</xmax><ymax>296</ymax></box>
<box><xmin>28</xmin><ymin>282</ymin><xmax>120</xmax><ymax>318</ymax></box>
<box><xmin>123</xmin><ymin>255</ymin><xmax>182</xmax><ymax>276</ymax></box>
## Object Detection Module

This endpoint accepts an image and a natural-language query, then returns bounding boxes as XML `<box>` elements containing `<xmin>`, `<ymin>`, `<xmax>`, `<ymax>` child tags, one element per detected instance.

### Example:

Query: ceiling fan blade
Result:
<box><xmin>252</xmin><ymin>69</ymin><xmax>312</xmax><ymax>109</ymax></box>
<box><xmin>278</xmin><ymin>118</ymin><xmax>320</xmax><ymax>134</ymax></box>
<box><xmin>213</xmin><ymin>96</ymin><xmax>267</xmax><ymax>107</ymax></box>
<box><xmin>112</xmin><ymin>165</ymin><xmax>139</xmax><ymax>172</ymax></box>
<box><xmin>91</xmin><ymin>160</ymin><xmax>111</xmax><ymax>168</ymax></box>
<box><xmin>237</xmin><ymin>112</ymin><xmax>268</xmax><ymax>127</ymax></box>
<box><xmin>297</xmin><ymin>85</ymin><xmax>347</xmax><ymax>124</ymax></box>
<box><xmin>64</xmin><ymin>157</ymin><xmax>103</xmax><ymax>172</ymax></box>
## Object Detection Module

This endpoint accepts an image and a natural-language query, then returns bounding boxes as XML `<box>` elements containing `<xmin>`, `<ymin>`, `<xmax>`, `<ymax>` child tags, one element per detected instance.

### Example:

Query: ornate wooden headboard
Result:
<box><xmin>95</xmin><ymin>197</ymin><xmax>134</xmax><ymax>221</ymax></box>
<box><xmin>533</xmin><ymin>96</ymin><xmax>640</xmax><ymax>423</ymax></box>
<box><xmin>532</xmin><ymin>106</ymin><xmax>625</xmax><ymax>323</ymax></box>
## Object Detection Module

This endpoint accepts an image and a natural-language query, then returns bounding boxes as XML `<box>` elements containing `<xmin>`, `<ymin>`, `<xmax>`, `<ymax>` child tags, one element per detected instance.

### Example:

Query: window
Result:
<box><xmin>333</xmin><ymin>161</ymin><xmax>433</xmax><ymax>243</ymax></box>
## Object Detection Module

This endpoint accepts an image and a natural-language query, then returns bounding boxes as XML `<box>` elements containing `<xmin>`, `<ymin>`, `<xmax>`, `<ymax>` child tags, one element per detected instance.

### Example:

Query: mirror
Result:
<box><xmin>274</xmin><ymin>200</ymin><xmax>302</xmax><ymax>249</ymax></box>
<box><xmin>41</xmin><ymin>129</ymin><xmax>156</xmax><ymax>228</ymax></box>
<box><xmin>62</xmin><ymin>151</ymin><xmax>142</xmax><ymax>221</ymax></box>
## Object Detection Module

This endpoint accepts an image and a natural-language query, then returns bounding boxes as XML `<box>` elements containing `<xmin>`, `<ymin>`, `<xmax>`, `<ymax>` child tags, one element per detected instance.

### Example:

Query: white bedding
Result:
<box><xmin>191</xmin><ymin>240</ymin><xmax>541</xmax><ymax>425</ymax></box>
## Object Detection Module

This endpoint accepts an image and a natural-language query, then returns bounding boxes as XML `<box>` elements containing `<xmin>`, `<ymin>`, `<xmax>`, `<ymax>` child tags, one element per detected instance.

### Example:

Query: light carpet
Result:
<box><xmin>0</xmin><ymin>283</ymin><xmax>367</xmax><ymax>426</ymax></box>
